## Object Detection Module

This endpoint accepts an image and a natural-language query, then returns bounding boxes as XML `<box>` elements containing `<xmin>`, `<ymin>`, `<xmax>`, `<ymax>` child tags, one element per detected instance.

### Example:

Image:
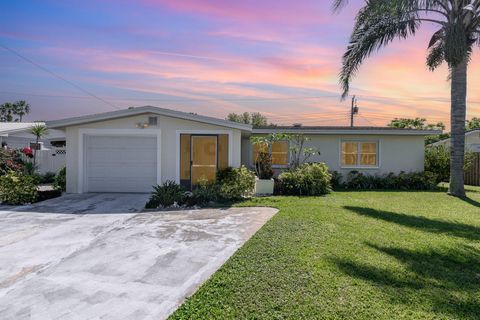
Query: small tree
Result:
<box><xmin>288</xmin><ymin>134</ymin><xmax>320</xmax><ymax>169</ymax></box>
<box><xmin>30</xmin><ymin>124</ymin><xmax>48</xmax><ymax>171</ymax></box>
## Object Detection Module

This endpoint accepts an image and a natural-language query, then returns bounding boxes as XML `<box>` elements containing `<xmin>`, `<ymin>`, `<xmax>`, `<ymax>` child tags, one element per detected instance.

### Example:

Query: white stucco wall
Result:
<box><xmin>64</xmin><ymin>113</ymin><xmax>243</xmax><ymax>193</ymax></box>
<box><xmin>242</xmin><ymin>134</ymin><xmax>426</xmax><ymax>176</ymax></box>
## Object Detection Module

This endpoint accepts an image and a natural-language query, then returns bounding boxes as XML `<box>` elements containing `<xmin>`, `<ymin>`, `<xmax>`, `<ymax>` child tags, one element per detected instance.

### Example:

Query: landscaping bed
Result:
<box><xmin>170</xmin><ymin>185</ymin><xmax>480</xmax><ymax>319</ymax></box>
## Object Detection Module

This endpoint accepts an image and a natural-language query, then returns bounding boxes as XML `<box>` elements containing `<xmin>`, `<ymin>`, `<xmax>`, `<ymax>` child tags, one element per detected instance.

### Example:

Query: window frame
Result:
<box><xmin>340</xmin><ymin>139</ymin><xmax>380</xmax><ymax>169</ymax></box>
<box><xmin>251</xmin><ymin>140</ymin><xmax>290</xmax><ymax>168</ymax></box>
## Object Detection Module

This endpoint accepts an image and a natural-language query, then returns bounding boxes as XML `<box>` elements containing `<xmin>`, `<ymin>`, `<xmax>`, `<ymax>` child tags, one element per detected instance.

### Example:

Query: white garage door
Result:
<box><xmin>85</xmin><ymin>135</ymin><xmax>157</xmax><ymax>193</ymax></box>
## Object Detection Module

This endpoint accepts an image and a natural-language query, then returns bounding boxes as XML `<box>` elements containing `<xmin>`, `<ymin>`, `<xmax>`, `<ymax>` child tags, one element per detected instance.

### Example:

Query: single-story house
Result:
<box><xmin>0</xmin><ymin>122</ymin><xmax>66</xmax><ymax>174</ymax></box>
<box><xmin>429</xmin><ymin>129</ymin><xmax>480</xmax><ymax>152</ymax></box>
<box><xmin>0</xmin><ymin>122</ymin><xmax>66</xmax><ymax>150</ymax></box>
<box><xmin>47</xmin><ymin>106</ymin><xmax>441</xmax><ymax>194</ymax></box>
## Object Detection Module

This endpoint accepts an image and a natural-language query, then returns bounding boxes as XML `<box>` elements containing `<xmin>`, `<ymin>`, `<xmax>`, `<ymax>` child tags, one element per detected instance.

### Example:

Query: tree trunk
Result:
<box><xmin>448</xmin><ymin>58</ymin><xmax>467</xmax><ymax>197</ymax></box>
<box><xmin>33</xmin><ymin>137</ymin><xmax>39</xmax><ymax>171</ymax></box>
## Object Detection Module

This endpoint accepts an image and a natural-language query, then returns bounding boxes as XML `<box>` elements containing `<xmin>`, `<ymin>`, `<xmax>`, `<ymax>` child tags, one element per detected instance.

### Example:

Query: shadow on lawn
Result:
<box><xmin>333</xmin><ymin>244</ymin><xmax>480</xmax><ymax>319</ymax></box>
<box><xmin>344</xmin><ymin>206</ymin><xmax>480</xmax><ymax>240</ymax></box>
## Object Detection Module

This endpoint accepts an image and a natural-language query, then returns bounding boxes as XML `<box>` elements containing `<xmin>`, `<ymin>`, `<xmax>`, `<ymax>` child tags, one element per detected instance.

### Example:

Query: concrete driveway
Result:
<box><xmin>0</xmin><ymin>194</ymin><xmax>277</xmax><ymax>320</ymax></box>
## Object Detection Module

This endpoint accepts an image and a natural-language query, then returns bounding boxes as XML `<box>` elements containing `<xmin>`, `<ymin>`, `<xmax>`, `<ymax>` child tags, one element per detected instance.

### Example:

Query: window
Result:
<box><xmin>271</xmin><ymin>141</ymin><xmax>288</xmax><ymax>165</ymax></box>
<box><xmin>252</xmin><ymin>141</ymin><xmax>288</xmax><ymax>166</ymax></box>
<box><xmin>341</xmin><ymin>141</ymin><xmax>378</xmax><ymax>167</ymax></box>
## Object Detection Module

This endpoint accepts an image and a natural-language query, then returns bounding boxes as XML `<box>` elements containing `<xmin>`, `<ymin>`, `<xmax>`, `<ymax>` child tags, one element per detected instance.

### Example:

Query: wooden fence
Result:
<box><xmin>465</xmin><ymin>153</ymin><xmax>480</xmax><ymax>186</ymax></box>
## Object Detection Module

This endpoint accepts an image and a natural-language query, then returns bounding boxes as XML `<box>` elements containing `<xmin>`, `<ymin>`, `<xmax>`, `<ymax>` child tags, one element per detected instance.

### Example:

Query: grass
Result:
<box><xmin>169</xmin><ymin>185</ymin><xmax>480</xmax><ymax>319</ymax></box>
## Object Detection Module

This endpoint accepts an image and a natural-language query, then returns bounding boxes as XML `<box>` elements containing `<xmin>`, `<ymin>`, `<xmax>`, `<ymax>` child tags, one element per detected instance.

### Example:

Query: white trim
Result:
<box><xmin>339</xmin><ymin>139</ymin><xmax>381</xmax><ymax>169</ymax></box>
<box><xmin>78</xmin><ymin>128</ymin><xmax>161</xmax><ymax>193</ymax></box>
<box><xmin>175</xmin><ymin>130</ymin><xmax>233</xmax><ymax>184</ymax></box>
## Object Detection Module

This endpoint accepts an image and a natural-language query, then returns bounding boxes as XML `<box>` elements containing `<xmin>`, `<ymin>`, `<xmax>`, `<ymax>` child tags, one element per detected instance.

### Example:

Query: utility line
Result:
<box><xmin>0</xmin><ymin>43</ymin><xmax>120</xmax><ymax>110</ymax></box>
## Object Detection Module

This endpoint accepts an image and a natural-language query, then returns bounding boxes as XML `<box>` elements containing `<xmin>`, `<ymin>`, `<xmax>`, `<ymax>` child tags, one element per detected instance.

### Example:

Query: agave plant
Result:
<box><xmin>334</xmin><ymin>0</ymin><xmax>480</xmax><ymax>197</ymax></box>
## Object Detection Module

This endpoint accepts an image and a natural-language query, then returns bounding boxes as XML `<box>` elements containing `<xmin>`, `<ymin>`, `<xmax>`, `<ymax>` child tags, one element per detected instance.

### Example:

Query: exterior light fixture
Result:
<box><xmin>135</xmin><ymin>122</ymin><xmax>149</xmax><ymax>129</ymax></box>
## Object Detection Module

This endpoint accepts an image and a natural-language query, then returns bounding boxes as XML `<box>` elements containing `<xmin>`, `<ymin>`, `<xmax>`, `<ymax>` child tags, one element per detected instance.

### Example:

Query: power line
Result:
<box><xmin>0</xmin><ymin>43</ymin><xmax>120</xmax><ymax>110</ymax></box>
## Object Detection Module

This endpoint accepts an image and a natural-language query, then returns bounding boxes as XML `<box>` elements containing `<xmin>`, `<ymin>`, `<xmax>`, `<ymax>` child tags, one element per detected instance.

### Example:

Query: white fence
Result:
<box><xmin>36</xmin><ymin>148</ymin><xmax>66</xmax><ymax>174</ymax></box>
<box><xmin>20</xmin><ymin>148</ymin><xmax>66</xmax><ymax>174</ymax></box>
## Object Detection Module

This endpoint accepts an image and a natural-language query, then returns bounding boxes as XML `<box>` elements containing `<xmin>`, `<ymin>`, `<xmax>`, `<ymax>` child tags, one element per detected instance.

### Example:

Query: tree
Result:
<box><xmin>30</xmin><ymin>124</ymin><xmax>48</xmax><ymax>171</ymax></box>
<box><xmin>0</xmin><ymin>103</ymin><xmax>14</xmax><ymax>122</ymax></box>
<box><xmin>334</xmin><ymin>0</ymin><xmax>480</xmax><ymax>197</ymax></box>
<box><xmin>466</xmin><ymin>117</ymin><xmax>480</xmax><ymax>131</ymax></box>
<box><xmin>0</xmin><ymin>100</ymin><xmax>31</xmax><ymax>122</ymax></box>
<box><xmin>227</xmin><ymin>112</ymin><xmax>274</xmax><ymax>128</ymax></box>
<box><xmin>13</xmin><ymin>100</ymin><xmax>30</xmax><ymax>122</ymax></box>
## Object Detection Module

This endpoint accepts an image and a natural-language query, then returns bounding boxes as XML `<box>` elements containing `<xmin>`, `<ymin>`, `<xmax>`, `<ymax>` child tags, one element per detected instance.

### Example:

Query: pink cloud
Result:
<box><xmin>139</xmin><ymin>0</ymin><xmax>328</xmax><ymax>24</ymax></box>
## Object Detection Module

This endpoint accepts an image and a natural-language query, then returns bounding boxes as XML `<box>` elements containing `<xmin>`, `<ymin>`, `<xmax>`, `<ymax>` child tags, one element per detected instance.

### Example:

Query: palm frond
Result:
<box><xmin>339</xmin><ymin>1</ymin><xmax>420</xmax><ymax>98</ymax></box>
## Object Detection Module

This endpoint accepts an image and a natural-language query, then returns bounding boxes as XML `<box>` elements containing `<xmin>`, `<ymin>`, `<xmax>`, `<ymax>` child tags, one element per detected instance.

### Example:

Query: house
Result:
<box><xmin>0</xmin><ymin>122</ymin><xmax>66</xmax><ymax>150</ymax></box>
<box><xmin>429</xmin><ymin>129</ymin><xmax>480</xmax><ymax>152</ymax></box>
<box><xmin>47</xmin><ymin>106</ymin><xmax>440</xmax><ymax>193</ymax></box>
<box><xmin>0</xmin><ymin>122</ymin><xmax>66</xmax><ymax>174</ymax></box>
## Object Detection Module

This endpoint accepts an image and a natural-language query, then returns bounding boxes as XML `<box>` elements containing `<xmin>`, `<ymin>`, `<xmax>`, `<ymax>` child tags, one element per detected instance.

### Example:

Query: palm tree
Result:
<box><xmin>333</xmin><ymin>0</ymin><xmax>479</xmax><ymax>197</ymax></box>
<box><xmin>13</xmin><ymin>100</ymin><xmax>30</xmax><ymax>122</ymax></box>
<box><xmin>30</xmin><ymin>124</ymin><xmax>48</xmax><ymax>171</ymax></box>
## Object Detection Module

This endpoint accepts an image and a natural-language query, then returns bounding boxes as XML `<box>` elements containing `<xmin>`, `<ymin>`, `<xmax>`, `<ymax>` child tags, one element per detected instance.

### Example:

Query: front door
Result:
<box><xmin>191</xmin><ymin>135</ymin><xmax>217</xmax><ymax>187</ymax></box>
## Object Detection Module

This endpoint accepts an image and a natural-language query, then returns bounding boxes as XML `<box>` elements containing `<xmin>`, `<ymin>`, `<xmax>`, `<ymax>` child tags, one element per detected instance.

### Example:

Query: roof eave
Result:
<box><xmin>46</xmin><ymin>106</ymin><xmax>252</xmax><ymax>131</ymax></box>
<box><xmin>252</xmin><ymin>128</ymin><xmax>442</xmax><ymax>136</ymax></box>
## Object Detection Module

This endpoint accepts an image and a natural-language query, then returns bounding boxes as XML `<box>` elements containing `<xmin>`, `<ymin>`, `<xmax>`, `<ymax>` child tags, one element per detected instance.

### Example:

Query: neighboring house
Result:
<box><xmin>429</xmin><ymin>129</ymin><xmax>480</xmax><ymax>152</ymax></box>
<box><xmin>47</xmin><ymin>106</ymin><xmax>440</xmax><ymax>194</ymax></box>
<box><xmin>0</xmin><ymin>122</ymin><xmax>66</xmax><ymax>174</ymax></box>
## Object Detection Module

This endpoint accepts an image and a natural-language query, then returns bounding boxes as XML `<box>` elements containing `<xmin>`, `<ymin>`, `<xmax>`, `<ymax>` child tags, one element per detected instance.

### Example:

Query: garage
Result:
<box><xmin>85</xmin><ymin>135</ymin><xmax>157</xmax><ymax>193</ymax></box>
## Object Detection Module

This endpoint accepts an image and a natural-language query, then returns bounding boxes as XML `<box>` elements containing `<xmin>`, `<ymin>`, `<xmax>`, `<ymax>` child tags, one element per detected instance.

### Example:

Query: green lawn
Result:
<box><xmin>170</xmin><ymin>186</ymin><xmax>480</xmax><ymax>320</ymax></box>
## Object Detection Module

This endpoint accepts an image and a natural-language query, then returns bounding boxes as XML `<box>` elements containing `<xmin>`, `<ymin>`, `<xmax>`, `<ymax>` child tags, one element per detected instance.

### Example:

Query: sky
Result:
<box><xmin>1</xmin><ymin>0</ymin><xmax>480</xmax><ymax>128</ymax></box>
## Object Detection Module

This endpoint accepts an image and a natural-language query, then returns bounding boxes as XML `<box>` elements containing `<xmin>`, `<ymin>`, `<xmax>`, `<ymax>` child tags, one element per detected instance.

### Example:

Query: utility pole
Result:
<box><xmin>350</xmin><ymin>95</ymin><xmax>359</xmax><ymax>127</ymax></box>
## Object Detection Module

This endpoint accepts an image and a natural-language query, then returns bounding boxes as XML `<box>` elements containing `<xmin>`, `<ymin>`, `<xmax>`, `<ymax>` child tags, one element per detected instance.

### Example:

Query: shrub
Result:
<box><xmin>146</xmin><ymin>180</ymin><xmax>188</xmax><ymax>208</ymax></box>
<box><xmin>425</xmin><ymin>145</ymin><xmax>475</xmax><ymax>183</ymax></box>
<box><xmin>54</xmin><ymin>167</ymin><xmax>66</xmax><ymax>191</ymax></box>
<box><xmin>330</xmin><ymin>171</ymin><xmax>343</xmax><ymax>190</ymax></box>
<box><xmin>0</xmin><ymin>172</ymin><xmax>38</xmax><ymax>205</ymax></box>
<box><xmin>0</xmin><ymin>149</ymin><xmax>24</xmax><ymax>175</ymax></box>
<box><xmin>344</xmin><ymin>170</ymin><xmax>438</xmax><ymax>190</ymax></box>
<box><xmin>216</xmin><ymin>166</ymin><xmax>255</xmax><ymax>200</ymax></box>
<box><xmin>39</xmin><ymin>171</ymin><xmax>56</xmax><ymax>184</ymax></box>
<box><xmin>188</xmin><ymin>179</ymin><xmax>219</xmax><ymax>207</ymax></box>
<box><xmin>278</xmin><ymin>163</ymin><xmax>332</xmax><ymax>196</ymax></box>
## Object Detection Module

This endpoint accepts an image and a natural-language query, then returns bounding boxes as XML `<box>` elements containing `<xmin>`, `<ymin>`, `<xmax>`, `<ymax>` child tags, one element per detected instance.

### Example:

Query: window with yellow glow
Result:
<box><xmin>252</xmin><ymin>141</ymin><xmax>288</xmax><ymax>166</ymax></box>
<box><xmin>271</xmin><ymin>141</ymin><xmax>288</xmax><ymax>165</ymax></box>
<box><xmin>341</xmin><ymin>141</ymin><xmax>378</xmax><ymax>167</ymax></box>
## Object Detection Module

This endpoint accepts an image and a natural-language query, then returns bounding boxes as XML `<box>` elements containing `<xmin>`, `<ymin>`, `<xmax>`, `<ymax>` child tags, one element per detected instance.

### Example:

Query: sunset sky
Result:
<box><xmin>1</xmin><ymin>0</ymin><xmax>480</xmax><ymax>128</ymax></box>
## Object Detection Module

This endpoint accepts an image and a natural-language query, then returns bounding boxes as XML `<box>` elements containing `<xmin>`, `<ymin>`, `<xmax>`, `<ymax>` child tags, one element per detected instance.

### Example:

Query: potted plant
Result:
<box><xmin>253</xmin><ymin>148</ymin><xmax>275</xmax><ymax>195</ymax></box>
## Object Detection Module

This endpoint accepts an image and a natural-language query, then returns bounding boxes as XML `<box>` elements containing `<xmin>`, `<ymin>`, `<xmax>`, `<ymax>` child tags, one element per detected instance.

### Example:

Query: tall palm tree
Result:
<box><xmin>30</xmin><ymin>124</ymin><xmax>48</xmax><ymax>171</ymax></box>
<box><xmin>333</xmin><ymin>0</ymin><xmax>479</xmax><ymax>198</ymax></box>
<box><xmin>13</xmin><ymin>100</ymin><xmax>30</xmax><ymax>122</ymax></box>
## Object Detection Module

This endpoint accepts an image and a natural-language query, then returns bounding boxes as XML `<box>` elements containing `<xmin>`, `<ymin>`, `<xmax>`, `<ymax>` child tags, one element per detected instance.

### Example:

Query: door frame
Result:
<box><xmin>175</xmin><ymin>130</ymin><xmax>233</xmax><ymax>185</ymax></box>
<box><xmin>78</xmin><ymin>128</ymin><xmax>162</xmax><ymax>193</ymax></box>
<box><xmin>190</xmin><ymin>134</ymin><xmax>218</xmax><ymax>188</ymax></box>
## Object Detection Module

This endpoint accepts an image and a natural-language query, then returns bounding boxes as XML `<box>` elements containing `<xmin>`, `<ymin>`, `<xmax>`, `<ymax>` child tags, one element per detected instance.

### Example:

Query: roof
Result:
<box><xmin>0</xmin><ymin>122</ymin><xmax>45</xmax><ymax>135</ymax></box>
<box><xmin>253</xmin><ymin>126</ymin><xmax>442</xmax><ymax>136</ymax></box>
<box><xmin>0</xmin><ymin>122</ymin><xmax>66</xmax><ymax>140</ymax></box>
<box><xmin>46</xmin><ymin>106</ymin><xmax>253</xmax><ymax>131</ymax></box>
<box><xmin>429</xmin><ymin>129</ymin><xmax>480</xmax><ymax>146</ymax></box>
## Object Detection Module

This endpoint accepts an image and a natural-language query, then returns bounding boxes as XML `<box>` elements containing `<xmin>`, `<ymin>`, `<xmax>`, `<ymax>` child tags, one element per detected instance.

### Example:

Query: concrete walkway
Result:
<box><xmin>0</xmin><ymin>195</ymin><xmax>277</xmax><ymax>320</ymax></box>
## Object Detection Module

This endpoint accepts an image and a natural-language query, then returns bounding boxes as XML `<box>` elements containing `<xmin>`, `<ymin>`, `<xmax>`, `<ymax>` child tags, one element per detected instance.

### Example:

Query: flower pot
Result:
<box><xmin>255</xmin><ymin>178</ymin><xmax>274</xmax><ymax>195</ymax></box>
